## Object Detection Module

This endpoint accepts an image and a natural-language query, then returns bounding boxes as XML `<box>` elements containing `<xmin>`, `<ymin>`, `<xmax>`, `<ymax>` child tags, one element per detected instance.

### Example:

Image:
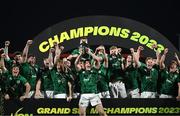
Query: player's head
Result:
<box><xmin>63</xmin><ymin>58</ymin><xmax>71</xmax><ymax>67</ymax></box>
<box><xmin>28</xmin><ymin>54</ymin><xmax>36</xmax><ymax>64</ymax></box>
<box><xmin>152</xmin><ymin>58</ymin><xmax>157</xmax><ymax>66</ymax></box>
<box><xmin>12</xmin><ymin>65</ymin><xmax>20</xmax><ymax>77</ymax></box>
<box><xmin>78</xmin><ymin>59</ymin><xmax>85</xmax><ymax>69</ymax></box>
<box><xmin>126</xmin><ymin>55</ymin><xmax>133</xmax><ymax>62</ymax></box>
<box><xmin>43</xmin><ymin>58</ymin><xmax>49</xmax><ymax>67</ymax></box>
<box><xmin>13</xmin><ymin>51</ymin><xmax>23</xmax><ymax>64</ymax></box>
<box><xmin>97</xmin><ymin>45</ymin><xmax>105</xmax><ymax>54</ymax></box>
<box><xmin>84</xmin><ymin>59</ymin><xmax>91</xmax><ymax>70</ymax></box>
<box><xmin>56</xmin><ymin>59</ymin><xmax>65</xmax><ymax>72</ymax></box>
<box><xmin>169</xmin><ymin>60</ymin><xmax>178</xmax><ymax>72</ymax></box>
<box><xmin>80</xmin><ymin>37</ymin><xmax>88</xmax><ymax>44</ymax></box>
<box><xmin>109</xmin><ymin>46</ymin><xmax>117</xmax><ymax>55</ymax></box>
<box><xmin>145</xmin><ymin>57</ymin><xmax>153</xmax><ymax>69</ymax></box>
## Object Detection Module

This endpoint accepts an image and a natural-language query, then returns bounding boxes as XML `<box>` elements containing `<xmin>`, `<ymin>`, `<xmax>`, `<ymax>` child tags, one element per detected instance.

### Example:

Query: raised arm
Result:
<box><xmin>48</xmin><ymin>48</ymin><xmax>55</xmax><ymax>70</ymax></box>
<box><xmin>95</xmin><ymin>46</ymin><xmax>103</xmax><ymax>61</ymax></box>
<box><xmin>74</xmin><ymin>50</ymin><xmax>82</xmax><ymax>71</ymax></box>
<box><xmin>22</xmin><ymin>40</ymin><xmax>33</xmax><ymax>63</ymax></box>
<box><xmin>102</xmin><ymin>47</ymin><xmax>108</xmax><ymax>68</ymax></box>
<box><xmin>0</xmin><ymin>53</ymin><xmax>7</xmax><ymax>72</ymax></box>
<box><xmin>152</xmin><ymin>44</ymin><xmax>161</xmax><ymax>65</ymax></box>
<box><xmin>155</xmin><ymin>50</ymin><xmax>161</xmax><ymax>65</ymax></box>
<box><xmin>160</xmin><ymin>48</ymin><xmax>168</xmax><ymax>69</ymax></box>
<box><xmin>129</xmin><ymin>48</ymin><xmax>136</xmax><ymax>68</ymax></box>
<box><xmin>86</xmin><ymin>48</ymin><xmax>100</xmax><ymax>62</ymax></box>
<box><xmin>175</xmin><ymin>53</ymin><xmax>180</xmax><ymax>66</ymax></box>
<box><xmin>54</xmin><ymin>42</ymin><xmax>64</xmax><ymax>64</ymax></box>
<box><xmin>4</xmin><ymin>41</ymin><xmax>10</xmax><ymax>61</ymax></box>
<box><xmin>86</xmin><ymin>48</ymin><xmax>100</xmax><ymax>69</ymax></box>
<box><xmin>134</xmin><ymin>46</ymin><xmax>144</xmax><ymax>68</ymax></box>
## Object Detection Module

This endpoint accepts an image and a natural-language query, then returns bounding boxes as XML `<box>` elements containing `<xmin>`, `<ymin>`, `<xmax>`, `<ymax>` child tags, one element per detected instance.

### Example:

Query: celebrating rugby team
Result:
<box><xmin>0</xmin><ymin>38</ymin><xmax>180</xmax><ymax>116</ymax></box>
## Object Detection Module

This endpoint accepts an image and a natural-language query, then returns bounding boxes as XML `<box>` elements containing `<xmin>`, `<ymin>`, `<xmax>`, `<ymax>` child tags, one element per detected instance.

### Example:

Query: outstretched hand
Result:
<box><xmin>138</xmin><ymin>46</ymin><xmax>144</xmax><ymax>51</ymax></box>
<box><xmin>130</xmin><ymin>48</ymin><xmax>134</xmax><ymax>53</ymax></box>
<box><xmin>5</xmin><ymin>41</ymin><xmax>10</xmax><ymax>47</ymax></box>
<box><xmin>151</xmin><ymin>43</ymin><xmax>157</xmax><ymax>49</ymax></box>
<box><xmin>27</xmin><ymin>40</ymin><xmax>33</xmax><ymax>46</ymax></box>
<box><xmin>174</xmin><ymin>53</ymin><xmax>178</xmax><ymax>59</ymax></box>
<box><xmin>163</xmin><ymin>48</ymin><xmax>168</xmax><ymax>54</ymax></box>
<box><xmin>66</xmin><ymin>96</ymin><xmax>72</xmax><ymax>102</ymax></box>
<box><xmin>50</xmin><ymin>48</ymin><xmax>55</xmax><ymax>53</ymax></box>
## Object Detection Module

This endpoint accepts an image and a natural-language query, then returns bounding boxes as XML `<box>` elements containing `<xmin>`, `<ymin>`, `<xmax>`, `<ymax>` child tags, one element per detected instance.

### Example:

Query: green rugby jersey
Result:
<box><xmin>124</xmin><ymin>64</ymin><xmax>139</xmax><ymax>90</ymax></box>
<box><xmin>160</xmin><ymin>69</ymin><xmax>180</xmax><ymax>96</ymax></box>
<box><xmin>20</xmin><ymin>63</ymin><xmax>39</xmax><ymax>91</ymax></box>
<box><xmin>78</xmin><ymin>68</ymin><xmax>99</xmax><ymax>93</ymax></box>
<box><xmin>138</xmin><ymin>63</ymin><xmax>159</xmax><ymax>92</ymax></box>
<box><xmin>50</xmin><ymin>68</ymin><xmax>70</xmax><ymax>94</ymax></box>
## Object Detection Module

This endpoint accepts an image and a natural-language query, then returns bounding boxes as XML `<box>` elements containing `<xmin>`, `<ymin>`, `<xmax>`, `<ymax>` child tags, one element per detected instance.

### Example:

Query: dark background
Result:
<box><xmin>0</xmin><ymin>0</ymin><xmax>180</xmax><ymax>53</ymax></box>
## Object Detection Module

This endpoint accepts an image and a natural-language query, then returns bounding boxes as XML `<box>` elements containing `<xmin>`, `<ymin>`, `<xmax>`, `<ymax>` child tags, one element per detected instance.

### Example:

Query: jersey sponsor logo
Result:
<box><xmin>83</xmin><ymin>78</ymin><xmax>90</xmax><ymax>82</ymax></box>
<box><xmin>32</xmin><ymin>75</ymin><xmax>37</xmax><ymax>78</ymax></box>
<box><xmin>58</xmin><ymin>80</ymin><xmax>61</xmax><ymax>83</ymax></box>
<box><xmin>174</xmin><ymin>75</ymin><xmax>178</xmax><ymax>78</ymax></box>
<box><xmin>16</xmin><ymin>80</ymin><xmax>20</xmax><ymax>84</ymax></box>
<box><xmin>82</xmin><ymin>71</ymin><xmax>85</xmax><ymax>74</ymax></box>
<box><xmin>166</xmin><ymin>79</ymin><xmax>173</xmax><ymax>84</ymax></box>
<box><xmin>146</xmin><ymin>76</ymin><xmax>152</xmax><ymax>79</ymax></box>
<box><xmin>43</xmin><ymin>75</ymin><xmax>47</xmax><ymax>79</ymax></box>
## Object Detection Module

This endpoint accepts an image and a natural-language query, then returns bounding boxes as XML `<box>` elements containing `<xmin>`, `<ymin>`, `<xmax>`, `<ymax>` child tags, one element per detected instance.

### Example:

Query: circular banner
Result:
<box><xmin>29</xmin><ymin>15</ymin><xmax>179</xmax><ymax>66</ymax></box>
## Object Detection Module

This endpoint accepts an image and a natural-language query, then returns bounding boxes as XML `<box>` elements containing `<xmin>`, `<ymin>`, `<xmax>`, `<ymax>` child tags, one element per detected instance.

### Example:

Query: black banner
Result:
<box><xmin>4</xmin><ymin>99</ymin><xmax>180</xmax><ymax>115</ymax></box>
<box><xmin>29</xmin><ymin>16</ymin><xmax>179</xmax><ymax>66</ymax></box>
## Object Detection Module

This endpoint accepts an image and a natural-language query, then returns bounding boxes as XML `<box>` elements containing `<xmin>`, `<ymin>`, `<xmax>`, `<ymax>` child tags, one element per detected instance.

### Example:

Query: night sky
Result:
<box><xmin>0</xmin><ymin>0</ymin><xmax>180</xmax><ymax>53</ymax></box>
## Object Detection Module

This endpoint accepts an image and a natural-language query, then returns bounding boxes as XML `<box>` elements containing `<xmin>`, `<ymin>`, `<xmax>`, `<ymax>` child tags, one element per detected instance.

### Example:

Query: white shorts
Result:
<box><xmin>28</xmin><ymin>91</ymin><xmax>35</xmax><ymax>98</ymax></box>
<box><xmin>127</xmin><ymin>88</ymin><xmax>140</xmax><ymax>98</ymax></box>
<box><xmin>79</xmin><ymin>93</ymin><xmax>102</xmax><ymax>107</ymax></box>
<box><xmin>109</xmin><ymin>81</ymin><xmax>127</xmax><ymax>98</ymax></box>
<box><xmin>159</xmin><ymin>94</ymin><xmax>173</xmax><ymax>98</ymax></box>
<box><xmin>34</xmin><ymin>91</ymin><xmax>45</xmax><ymax>99</ymax></box>
<box><xmin>54</xmin><ymin>94</ymin><xmax>66</xmax><ymax>98</ymax></box>
<box><xmin>73</xmin><ymin>92</ymin><xmax>80</xmax><ymax>98</ymax></box>
<box><xmin>141</xmin><ymin>91</ymin><xmax>156</xmax><ymax>98</ymax></box>
<box><xmin>45</xmin><ymin>91</ymin><xmax>54</xmax><ymax>98</ymax></box>
<box><xmin>98</xmin><ymin>91</ymin><xmax>110</xmax><ymax>98</ymax></box>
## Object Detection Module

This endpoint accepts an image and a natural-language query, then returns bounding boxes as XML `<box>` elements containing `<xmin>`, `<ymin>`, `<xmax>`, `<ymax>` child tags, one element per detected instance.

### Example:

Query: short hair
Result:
<box><xmin>28</xmin><ymin>54</ymin><xmax>35</xmax><ymax>58</ymax></box>
<box><xmin>110</xmin><ymin>46</ymin><xmax>117</xmax><ymax>50</ymax></box>
<box><xmin>145</xmin><ymin>57</ymin><xmax>153</xmax><ymax>63</ymax></box>
<box><xmin>12</xmin><ymin>64</ymin><xmax>20</xmax><ymax>68</ymax></box>
<box><xmin>170</xmin><ymin>60</ymin><xmax>177</xmax><ymax>66</ymax></box>
<box><xmin>99</xmin><ymin>45</ymin><xmax>104</xmax><ymax>48</ymax></box>
<box><xmin>14</xmin><ymin>51</ymin><xmax>22</xmax><ymax>56</ymax></box>
<box><xmin>84</xmin><ymin>58</ymin><xmax>91</xmax><ymax>62</ymax></box>
<box><xmin>56</xmin><ymin>59</ymin><xmax>63</xmax><ymax>64</ymax></box>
